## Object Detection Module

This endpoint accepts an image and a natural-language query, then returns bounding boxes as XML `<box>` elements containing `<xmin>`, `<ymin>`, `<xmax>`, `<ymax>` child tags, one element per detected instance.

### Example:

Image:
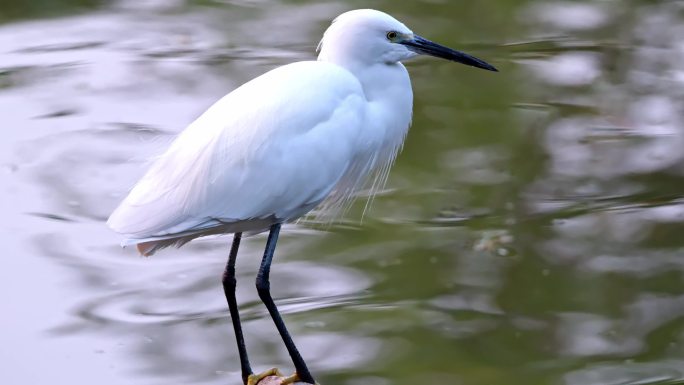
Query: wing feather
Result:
<box><xmin>107</xmin><ymin>61</ymin><xmax>367</xmax><ymax>239</ymax></box>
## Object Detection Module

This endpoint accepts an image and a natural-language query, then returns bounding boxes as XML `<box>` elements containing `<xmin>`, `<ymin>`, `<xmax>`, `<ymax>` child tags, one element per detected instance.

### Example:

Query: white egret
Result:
<box><xmin>108</xmin><ymin>8</ymin><xmax>497</xmax><ymax>385</ymax></box>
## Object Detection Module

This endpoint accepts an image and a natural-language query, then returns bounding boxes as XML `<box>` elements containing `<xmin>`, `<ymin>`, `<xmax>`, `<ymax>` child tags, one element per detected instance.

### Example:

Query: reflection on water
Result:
<box><xmin>1</xmin><ymin>1</ymin><xmax>684</xmax><ymax>385</ymax></box>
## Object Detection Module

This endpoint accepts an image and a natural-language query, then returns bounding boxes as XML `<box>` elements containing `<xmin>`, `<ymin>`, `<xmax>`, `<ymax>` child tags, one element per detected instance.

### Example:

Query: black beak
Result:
<box><xmin>401</xmin><ymin>35</ymin><xmax>498</xmax><ymax>72</ymax></box>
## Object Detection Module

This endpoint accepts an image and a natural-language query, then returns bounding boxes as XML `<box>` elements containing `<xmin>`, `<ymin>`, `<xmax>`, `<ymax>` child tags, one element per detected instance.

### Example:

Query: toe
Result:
<box><xmin>247</xmin><ymin>368</ymin><xmax>285</xmax><ymax>385</ymax></box>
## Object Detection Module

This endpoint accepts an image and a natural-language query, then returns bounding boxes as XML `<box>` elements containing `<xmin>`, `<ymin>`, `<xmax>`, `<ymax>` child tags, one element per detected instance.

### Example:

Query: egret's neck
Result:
<box><xmin>320</xmin><ymin>55</ymin><xmax>414</xmax><ymax>160</ymax></box>
<box><xmin>356</xmin><ymin>62</ymin><xmax>411</xmax><ymax>105</ymax></box>
<box><xmin>319</xmin><ymin>53</ymin><xmax>411</xmax><ymax>101</ymax></box>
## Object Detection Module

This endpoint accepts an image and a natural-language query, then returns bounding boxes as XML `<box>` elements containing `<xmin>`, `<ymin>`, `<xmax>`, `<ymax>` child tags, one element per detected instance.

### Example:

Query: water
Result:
<box><xmin>2</xmin><ymin>1</ymin><xmax>684</xmax><ymax>384</ymax></box>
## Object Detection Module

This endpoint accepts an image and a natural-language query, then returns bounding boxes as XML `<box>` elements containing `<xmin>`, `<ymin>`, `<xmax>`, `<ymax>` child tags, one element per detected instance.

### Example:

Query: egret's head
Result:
<box><xmin>318</xmin><ymin>9</ymin><xmax>497</xmax><ymax>72</ymax></box>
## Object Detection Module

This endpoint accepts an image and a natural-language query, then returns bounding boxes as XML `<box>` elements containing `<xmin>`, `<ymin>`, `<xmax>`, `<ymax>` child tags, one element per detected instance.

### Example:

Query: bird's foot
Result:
<box><xmin>279</xmin><ymin>372</ymin><xmax>312</xmax><ymax>385</ymax></box>
<box><xmin>247</xmin><ymin>368</ymin><xmax>284</xmax><ymax>385</ymax></box>
<box><xmin>247</xmin><ymin>368</ymin><xmax>317</xmax><ymax>385</ymax></box>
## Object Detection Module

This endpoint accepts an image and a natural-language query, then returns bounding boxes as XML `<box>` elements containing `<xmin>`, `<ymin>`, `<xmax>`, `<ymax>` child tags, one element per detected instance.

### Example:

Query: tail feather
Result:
<box><xmin>127</xmin><ymin>216</ymin><xmax>277</xmax><ymax>256</ymax></box>
<box><xmin>136</xmin><ymin>241</ymin><xmax>161</xmax><ymax>256</ymax></box>
<box><xmin>134</xmin><ymin>235</ymin><xmax>198</xmax><ymax>256</ymax></box>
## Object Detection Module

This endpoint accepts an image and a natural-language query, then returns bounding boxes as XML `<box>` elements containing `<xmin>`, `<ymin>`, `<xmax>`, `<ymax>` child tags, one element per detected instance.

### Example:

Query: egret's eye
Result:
<box><xmin>386</xmin><ymin>31</ymin><xmax>398</xmax><ymax>41</ymax></box>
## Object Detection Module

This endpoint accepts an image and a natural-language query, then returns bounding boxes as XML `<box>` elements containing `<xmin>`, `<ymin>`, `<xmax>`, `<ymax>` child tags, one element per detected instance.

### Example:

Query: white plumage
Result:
<box><xmin>107</xmin><ymin>9</ymin><xmax>496</xmax><ymax>256</ymax></box>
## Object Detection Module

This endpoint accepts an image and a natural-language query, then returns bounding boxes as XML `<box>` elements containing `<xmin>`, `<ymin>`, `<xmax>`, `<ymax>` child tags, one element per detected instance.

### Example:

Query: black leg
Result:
<box><xmin>256</xmin><ymin>224</ymin><xmax>316</xmax><ymax>384</ymax></box>
<box><xmin>222</xmin><ymin>232</ymin><xmax>253</xmax><ymax>385</ymax></box>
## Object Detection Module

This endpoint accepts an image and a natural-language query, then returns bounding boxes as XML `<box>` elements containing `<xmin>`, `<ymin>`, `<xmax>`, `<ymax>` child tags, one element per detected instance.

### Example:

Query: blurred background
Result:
<box><xmin>2</xmin><ymin>0</ymin><xmax>684</xmax><ymax>384</ymax></box>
